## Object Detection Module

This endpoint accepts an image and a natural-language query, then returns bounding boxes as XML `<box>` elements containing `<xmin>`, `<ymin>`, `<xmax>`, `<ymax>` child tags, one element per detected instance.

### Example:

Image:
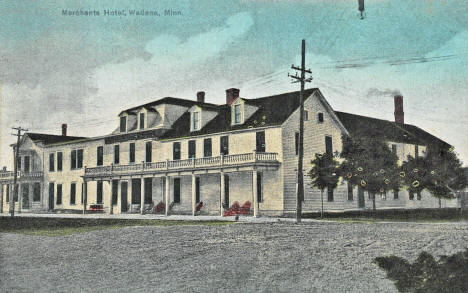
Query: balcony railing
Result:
<box><xmin>0</xmin><ymin>171</ymin><xmax>43</xmax><ymax>181</ymax></box>
<box><xmin>85</xmin><ymin>152</ymin><xmax>279</xmax><ymax>176</ymax></box>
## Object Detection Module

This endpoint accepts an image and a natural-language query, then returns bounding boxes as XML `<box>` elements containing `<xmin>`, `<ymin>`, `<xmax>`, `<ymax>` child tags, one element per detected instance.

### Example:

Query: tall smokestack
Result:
<box><xmin>394</xmin><ymin>95</ymin><xmax>404</xmax><ymax>124</ymax></box>
<box><xmin>226</xmin><ymin>88</ymin><xmax>240</xmax><ymax>104</ymax></box>
<box><xmin>196</xmin><ymin>91</ymin><xmax>205</xmax><ymax>103</ymax></box>
<box><xmin>62</xmin><ymin>124</ymin><xmax>67</xmax><ymax>136</ymax></box>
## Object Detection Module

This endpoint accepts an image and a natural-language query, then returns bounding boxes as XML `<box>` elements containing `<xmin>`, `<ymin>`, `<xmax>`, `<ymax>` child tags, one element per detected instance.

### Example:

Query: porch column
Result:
<box><xmin>108</xmin><ymin>181</ymin><xmax>113</xmax><ymax>215</ymax></box>
<box><xmin>0</xmin><ymin>184</ymin><xmax>3</xmax><ymax>213</ymax></box>
<box><xmin>39</xmin><ymin>182</ymin><xmax>44</xmax><ymax>211</ymax></box>
<box><xmin>191</xmin><ymin>174</ymin><xmax>196</xmax><ymax>216</ymax></box>
<box><xmin>165</xmin><ymin>175</ymin><xmax>170</xmax><ymax>216</ymax></box>
<box><xmin>252</xmin><ymin>170</ymin><xmax>258</xmax><ymax>217</ymax></box>
<box><xmin>140</xmin><ymin>177</ymin><xmax>145</xmax><ymax>215</ymax></box>
<box><xmin>220</xmin><ymin>172</ymin><xmax>225</xmax><ymax>216</ymax></box>
<box><xmin>82</xmin><ymin>181</ymin><xmax>87</xmax><ymax>214</ymax></box>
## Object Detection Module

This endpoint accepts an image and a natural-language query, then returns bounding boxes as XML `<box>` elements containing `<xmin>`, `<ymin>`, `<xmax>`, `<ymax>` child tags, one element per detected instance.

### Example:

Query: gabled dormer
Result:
<box><xmin>230</xmin><ymin>98</ymin><xmax>258</xmax><ymax>126</ymax></box>
<box><xmin>119</xmin><ymin>111</ymin><xmax>137</xmax><ymax>133</ymax></box>
<box><xmin>188</xmin><ymin>105</ymin><xmax>218</xmax><ymax>132</ymax></box>
<box><xmin>136</xmin><ymin>107</ymin><xmax>160</xmax><ymax>130</ymax></box>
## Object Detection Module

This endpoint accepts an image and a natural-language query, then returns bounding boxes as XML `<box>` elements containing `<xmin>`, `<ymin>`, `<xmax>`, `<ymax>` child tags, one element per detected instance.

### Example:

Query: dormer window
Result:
<box><xmin>317</xmin><ymin>112</ymin><xmax>324</xmax><ymax>123</ymax></box>
<box><xmin>191</xmin><ymin>111</ymin><xmax>200</xmax><ymax>131</ymax></box>
<box><xmin>139</xmin><ymin>113</ymin><xmax>145</xmax><ymax>130</ymax></box>
<box><xmin>120</xmin><ymin>116</ymin><xmax>127</xmax><ymax>132</ymax></box>
<box><xmin>234</xmin><ymin>104</ymin><xmax>242</xmax><ymax>124</ymax></box>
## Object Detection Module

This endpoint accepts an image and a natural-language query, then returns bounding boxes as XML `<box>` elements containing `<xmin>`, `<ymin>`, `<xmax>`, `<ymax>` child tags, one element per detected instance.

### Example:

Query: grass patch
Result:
<box><xmin>303</xmin><ymin>208</ymin><xmax>468</xmax><ymax>222</ymax></box>
<box><xmin>0</xmin><ymin>217</ymin><xmax>233</xmax><ymax>236</ymax></box>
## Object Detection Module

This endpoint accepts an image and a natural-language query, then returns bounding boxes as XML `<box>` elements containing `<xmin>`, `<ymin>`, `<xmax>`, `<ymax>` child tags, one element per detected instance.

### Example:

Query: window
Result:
<box><xmin>140</xmin><ymin>113</ymin><xmax>145</xmax><ymax>130</ymax></box>
<box><xmin>70</xmin><ymin>149</ymin><xmax>83</xmax><ymax>169</ymax></box>
<box><xmin>131</xmin><ymin>179</ymin><xmax>141</xmax><ymax>204</ymax></box>
<box><xmin>173</xmin><ymin>178</ymin><xmax>181</xmax><ymax>203</ymax></box>
<box><xmin>120</xmin><ymin>116</ymin><xmax>127</xmax><ymax>132</ymax></box>
<box><xmin>56</xmin><ymin>152</ymin><xmax>62</xmax><ymax>171</ymax></box>
<box><xmin>129</xmin><ymin>143</ymin><xmax>135</xmax><ymax>163</ymax></box>
<box><xmin>24</xmin><ymin>156</ymin><xmax>30</xmax><ymax>173</ymax></box>
<box><xmin>409</xmin><ymin>191</ymin><xmax>414</xmax><ymax>200</ymax></box>
<box><xmin>22</xmin><ymin>184</ymin><xmax>29</xmax><ymax>209</ymax></box>
<box><xmin>325</xmin><ymin>136</ymin><xmax>333</xmax><ymax>155</ymax></box>
<box><xmin>97</xmin><ymin>181</ymin><xmax>103</xmax><ymax>204</ymax></box>
<box><xmin>318</xmin><ymin>112</ymin><xmax>324</xmax><ymax>123</ymax></box>
<box><xmin>112</xmin><ymin>180</ymin><xmax>118</xmax><ymax>205</ymax></box>
<box><xmin>6</xmin><ymin>184</ymin><xmax>9</xmax><ymax>202</ymax></box>
<box><xmin>114</xmin><ymin>145</ymin><xmax>120</xmax><ymax>164</ymax></box>
<box><xmin>220</xmin><ymin>136</ymin><xmax>229</xmax><ymax>155</ymax></box>
<box><xmin>145</xmin><ymin>141</ymin><xmax>152</xmax><ymax>162</ymax></box>
<box><xmin>48</xmin><ymin>183</ymin><xmax>54</xmax><ymax>209</ymax></box>
<box><xmin>97</xmin><ymin>146</ymin><xmax>103</xmax><ymax>166</ymax></box>
<box><xmin>415</xmin><ymin>145</ymin><xmax>419</xmax><ymax>158</ymax></box>
<box><xmin>81</xmin><ymin>183</ymin><xmax>85</xmax><ymax>204</ymax></box>
<box><xmin>257</xmin><ymin>173</ymin><xmax>263</xmax><ymax>202</ymax></box>
<box><xmin>77</xmin><ymin>149</ymin><xmax>83</xmax><ymax>169</ymax></box>
<box><xmin>173</xmin><ymin>142</ymin><xmax>181</xmax><ymax>160</ymax></box>
<box><xmin>49</xmin><ymin>153</ymin><xmax>55</xmax><ymax>172</ymax></box>
<box><xmin>347</xmin><ymin>183</ymin><xmax>353</xmax><ymax>201</ymax></box>
<box><xmin>393</xmin><ymin>188</ymin><xmax>399</xmax><ymax>199</ymax></box>
<box><xmin>391</xmin><ymin>144</ymin><xmax>397</xmax><ymax>154</ymax></box>
<box><xmin>195</xmin><ymin>177</ymin><xmax>200</xmax><ymax>203</ymax></box>
<box><xmin>144</xmin><ymin>178</ymin><xmax>152</xmax><ymax>204</ymax></box>
<box><xmin>56</xmin><ymin>184</ymin><xmax>62</xmax><ymax>205</ymax></box>
<box><xmin>295</xmin><ymin>132</ymin><xmax>299</xmax><ymax>156</ymax></box>
<box><xmin>188</xmin><ymin>140</ymin><xmax>196</xmax><ymax>159</ymax></box>
<box><xmin>192</xmin><ymin>112</ymin><xmax>200</xmax><ymax>131</ymax></box>
<box><xmin>234</xmin><ymin>104</ymin><xmax>241</xmax><ymax>124</ymax></box>
<box><xmin>33</xmin><ymin>183</ymin><xmax>40</xmax><ymax>202</ymax></box>
<box><xmin>13</xmin><ymin>184</ymin><xmax>18</xmax><ymax>202</ymax></box>
<box><xmin>224</xmin><ymin>175</ymin><xmax>230</xmax><ymax>207</ymax></box>
<box><xmin>256</xmin><ymin>131</ymin><xmax>265</xmax><ymax>152</ymax></box>
<box><xmin>304</xmin><ymin>110</ymin><xmax>309</xmax><ymax>121</ymax></box>
<box><xmin>17</xmin><ymin>157</ymin><xmax>21</xmax><ymax>171</ymax></box>
<box><xmin>327</xmin><ymin>184</ymin><xmax>334</xmax><ymax>202</ymax></box>
<box><xmin>70</xmin><ymin>183</ymin><xmax>76</xmax><ymax>205</ymax></box>
<box><xmin>71</xmin><ymin>150</ymin><xmax>77</xmax><ymax>169</ymax></box>
<box><xmin>203</xmin><ymin>138</ymin><xmax>212</xmax><ymax>157</ymax></box>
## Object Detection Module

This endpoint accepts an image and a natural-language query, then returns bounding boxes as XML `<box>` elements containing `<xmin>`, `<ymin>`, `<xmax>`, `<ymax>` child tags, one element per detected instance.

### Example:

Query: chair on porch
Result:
<box><xmin>153</xmin><ymin>201</ymin><xmax>165</xmax><ymax>214</ymax></box>
<box><xmin>223</xmin><ymin>201</ymin><xmax>240</xmax><ymax>217</ymax></box>
<box><xmin>195</xmin><ymin>201</ymin><xmax>203</xmax><ymax>214</ymax></box>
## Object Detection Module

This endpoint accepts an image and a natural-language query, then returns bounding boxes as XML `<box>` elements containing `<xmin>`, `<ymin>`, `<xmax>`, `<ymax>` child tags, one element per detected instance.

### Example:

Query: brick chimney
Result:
<box><xmin>226</xmin><ymin>88</ymin><xmax>240</xmax><ymax>104</ymax></box>
<box><xmin>62</xmin><ymin>124</ymin><xmax>67</xmax><ymax>136</ymax></box>
<box><xmin>196</xmin><ymin>91</ymin><xmax>205</xmax><ymax>103</ymax></box>
<box><xmin>394</xmin><ymin>95</ymin><xmax>404</xmax><ymax>124</ymax></box>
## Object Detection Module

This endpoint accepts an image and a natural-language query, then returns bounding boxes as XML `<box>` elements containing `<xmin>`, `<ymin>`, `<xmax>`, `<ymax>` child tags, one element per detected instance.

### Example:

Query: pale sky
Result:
<box><xmin>1</xmin><ymin>0</ymin><xmax>467</xmax><ymax>168</ymax></box>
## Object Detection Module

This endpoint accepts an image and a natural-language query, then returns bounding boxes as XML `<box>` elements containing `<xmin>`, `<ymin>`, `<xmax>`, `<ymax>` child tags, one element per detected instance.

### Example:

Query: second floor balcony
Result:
<box><xmin>84</xmin><ymin>152</ymin><xmax>280</xmax><ymax>178</ymax></box>
<box><xmin>0</xmin><ymin>171</ymin><xmax>44</xmax><ymax>183</ymax></box>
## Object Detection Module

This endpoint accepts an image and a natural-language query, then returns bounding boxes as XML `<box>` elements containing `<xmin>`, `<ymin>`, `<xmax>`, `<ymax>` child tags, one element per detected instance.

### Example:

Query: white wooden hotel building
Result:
<box><xmin>0</xmin><ymin>88</ymin><xmax>459</xmax><ymax>216</ymax></box>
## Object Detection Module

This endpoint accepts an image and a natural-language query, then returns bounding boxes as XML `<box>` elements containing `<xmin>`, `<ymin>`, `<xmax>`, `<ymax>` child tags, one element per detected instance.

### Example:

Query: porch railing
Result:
<box><xmin>0</xmin><ymin>171</ymin><xmax>43</xmax><ymax>181</ymax></box>
<box><xmin>84</xmin><ymin>152</ymin><xmax>278</xmax><ymax>176</ymax></box>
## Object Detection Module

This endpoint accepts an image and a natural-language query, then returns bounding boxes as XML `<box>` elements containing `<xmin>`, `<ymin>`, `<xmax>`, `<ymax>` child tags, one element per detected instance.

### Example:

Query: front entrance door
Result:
<box><xmin>121</xmin><ymin>181</ymin><xmax>128</xmax><ymax>212</ymax></box>
<box><xmin>48</xmin><ymin>183</ymin><xmax>54</xmax><ymax>211</ymax></box>
<box><xmin>224</xmin><ymin>175</ymin><xmax>230</xmax><ymax>207</ymax></box>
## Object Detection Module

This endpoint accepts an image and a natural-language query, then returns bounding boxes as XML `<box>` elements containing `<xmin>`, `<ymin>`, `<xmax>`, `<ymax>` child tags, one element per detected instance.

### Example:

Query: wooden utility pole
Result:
<box><xmin>10</xmin><ymin>127</ymin><xmax>28</xmax><ymax>217</ymax></box>
<box><xmin>289</xmin><ymin>39</ymin><xmax>313</xmax><ymax>223</ymax></box>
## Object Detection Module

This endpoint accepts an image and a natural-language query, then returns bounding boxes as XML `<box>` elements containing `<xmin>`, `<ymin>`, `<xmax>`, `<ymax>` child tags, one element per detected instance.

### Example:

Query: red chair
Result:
<box><xmin>195</xmin><ymin>202</ymin><xmax>204</xmax><ymax>213</ymax></box>
<box><xmin>153</xmin><ymin>201</ymin><xmax>165</xmax><ymax>214</ymax></box>
<box><xmin>240</xmin><ymin>201</ymin><xmax>251</xmax><ymax>215</ymax></box>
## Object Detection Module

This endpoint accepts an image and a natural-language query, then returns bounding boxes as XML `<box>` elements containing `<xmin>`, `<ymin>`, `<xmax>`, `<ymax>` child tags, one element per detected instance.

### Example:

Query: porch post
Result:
<box><xmin>82</xmin><ymin>180</ymin><xmax>87</xmax><ymax>214</ymax></box>
<box><xmin>39</xmin><ymin>181</ymin><xmax>43</xmax><ymax>211</ymax></box>
<box><xmin>140</xmin><ymin>176</ymin><xmax>145</xmax><ymax>215</ymax></box>
<box><xmin>252</xmin><ymin>170</ymin><xmax>258</xmax><ymax>217</ymax></box>
<box><xmin>108</xmin><ymin>180</ymin><xmax>113</xmax><ymax>215</ymax></box>
<box><xmin>191</xmin><ymin>173</ymin><xmax>196</xmax><ymax>216</ymax></box>
<box><xmin>165</xmin><ymin>175</ymin><xmax>170</xmax><ymax>216</ymax></box>
<box><xmin>220</xmin><ymin>172</ymin><xmax>225</xmax><ymax>216</ymax></box>
<box><xmin>0</xmin><ymin>184</ymin><xmax>3</xmax><ymax>213</ymax></box>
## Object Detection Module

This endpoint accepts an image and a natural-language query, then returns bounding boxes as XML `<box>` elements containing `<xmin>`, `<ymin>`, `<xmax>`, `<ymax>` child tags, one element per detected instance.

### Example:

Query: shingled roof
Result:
<box><xmin>25</xmin><ymin>133</ymin><xmax>87</xmax><ymax>145</ymax></box>
<box><xmin>161</xmin><ymin>88</ymin><xmax>318</xmax><ymax>139</ymax></box>
<box><xmin>119</xmin><ymin>97</ymin><xmax>218</xmax><ymax>116</ymax></box>
<box><xmin>334</xmin><ymin>111</ymin><xmax>451</xmax><ymax>149</ymax></box>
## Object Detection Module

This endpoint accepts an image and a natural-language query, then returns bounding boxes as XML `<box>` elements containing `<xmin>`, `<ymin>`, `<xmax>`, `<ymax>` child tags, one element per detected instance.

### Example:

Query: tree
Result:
<box><xmin>340</xmin><ymin>134</ymin><xmax>400</xmax><ymax>211</ymax></box>
<box><xmin>308</xmin><ymin>153</ymin><xmax>339</xmax><ymax>218</ymax></box>
<box><xmin>402</xmin><ymin>147</ymin><xmax>467</xmax><ymax>207</ymax></box>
